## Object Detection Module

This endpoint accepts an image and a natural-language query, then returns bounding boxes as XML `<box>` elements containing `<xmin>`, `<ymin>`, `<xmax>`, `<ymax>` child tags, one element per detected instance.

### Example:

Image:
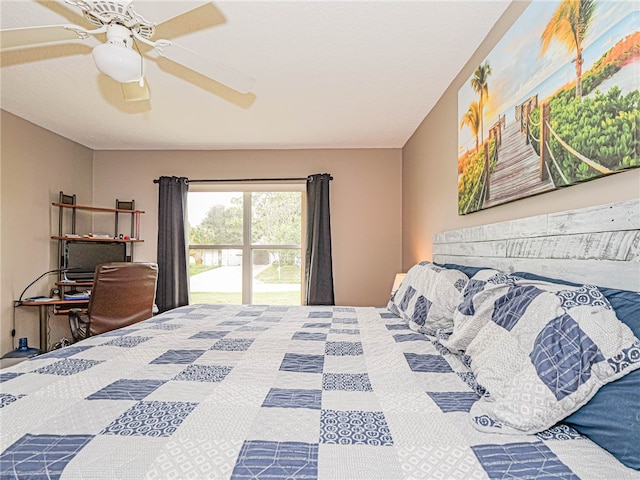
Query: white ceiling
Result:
<box><xmin>0</xmin><ymin>0</ymin><xmax>511</xmax><ymax>150</ymax></box>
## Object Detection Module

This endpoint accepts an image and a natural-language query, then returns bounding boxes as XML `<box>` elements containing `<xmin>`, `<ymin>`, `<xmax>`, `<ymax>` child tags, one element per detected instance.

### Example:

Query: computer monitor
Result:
<box><xmin>64</xmin><ymin>241</ymin><xmax>127</xmax><ymax>280</ymax></box>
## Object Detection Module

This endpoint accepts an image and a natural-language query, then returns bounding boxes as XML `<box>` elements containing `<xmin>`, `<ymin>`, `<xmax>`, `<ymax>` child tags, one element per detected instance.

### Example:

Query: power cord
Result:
<box><xmin>17</xmin><ymin>268</ymin><xmax>64</xmax><ymax>303</ymax></box>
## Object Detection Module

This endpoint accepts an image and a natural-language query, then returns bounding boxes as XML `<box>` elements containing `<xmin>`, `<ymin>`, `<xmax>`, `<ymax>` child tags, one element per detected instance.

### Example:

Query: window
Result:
<box><xmin>188</xmin><ymin>186</ymin><xmax>303</xmax><ymax>305</ymax></box>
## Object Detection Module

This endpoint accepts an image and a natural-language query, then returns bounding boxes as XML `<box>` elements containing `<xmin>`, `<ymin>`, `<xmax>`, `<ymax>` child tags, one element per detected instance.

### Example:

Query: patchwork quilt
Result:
<box><xmin>0</xmin><ymin>304</ymin><xmax>638</xmax><ymax>479</ymax></box>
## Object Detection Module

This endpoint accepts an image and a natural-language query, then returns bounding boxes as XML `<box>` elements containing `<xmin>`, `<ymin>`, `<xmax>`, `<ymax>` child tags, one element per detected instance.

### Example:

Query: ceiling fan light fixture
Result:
<box><xmin>92</xmin><ymin>41</ymin><xmax>145</xmax><ymax>83</ymax></box>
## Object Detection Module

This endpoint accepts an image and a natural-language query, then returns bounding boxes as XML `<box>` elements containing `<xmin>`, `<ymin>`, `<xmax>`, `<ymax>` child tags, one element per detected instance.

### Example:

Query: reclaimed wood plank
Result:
<box><xmin>547</xmin><ymin>199</ymin><xmax>640</xmax><ymax>235</ymax></box>
<box><xmin>433</xmin><ymin>200</ymin><xmax>640</xmax><ymax>291</ymax></box>
<box><xmin>435</xmin><ymin>199</ymin><xmax>639</xmax><ymax>244</ymax></box>
<box><xmin>432</xmin><ymin>254</ymin><xmax>640</xmax><ymax>291</ymax></box>
<box><xmin>433</xmin><ymin>240</ymin><xmax>506</xmax><ymax>258</ymax></box>
<box><xmin>434</xmin><ymin>214</ymin><xmax>547</xmax><ymax>243</ymax></box>
<box><xmin>505</xmin><ymin>231</ymin><xmax>640</xmax><ymax>262</ymax></box>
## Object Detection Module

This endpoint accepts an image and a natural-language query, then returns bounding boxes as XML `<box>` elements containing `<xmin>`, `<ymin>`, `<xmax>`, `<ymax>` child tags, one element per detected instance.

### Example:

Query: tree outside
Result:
<box><xmin>188</xmin><ymin>191</ymin><xmax>302</xmax><ymax>305</ymax></box>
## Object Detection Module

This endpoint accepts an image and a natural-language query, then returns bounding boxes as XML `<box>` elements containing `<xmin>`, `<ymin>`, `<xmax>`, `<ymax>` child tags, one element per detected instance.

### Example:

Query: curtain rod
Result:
<box><xmin>153</xmin><ymin>175</ymin><xmax>332</xmax><ymax>184</ymax></box>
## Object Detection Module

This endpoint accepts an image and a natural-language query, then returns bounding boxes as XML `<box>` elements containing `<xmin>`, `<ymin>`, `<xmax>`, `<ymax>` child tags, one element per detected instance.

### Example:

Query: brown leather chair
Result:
<box><xmin>69</xmin><ymin>262</ymin><xmax>158</xmax><ymax>341</ymax></box>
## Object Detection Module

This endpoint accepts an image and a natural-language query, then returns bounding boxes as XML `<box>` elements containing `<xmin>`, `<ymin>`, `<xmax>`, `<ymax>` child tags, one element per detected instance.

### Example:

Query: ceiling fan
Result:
<box><xmin>0</xmin><ymin>0</ymin><xmax>255</xmax><ymax>101</ymax></box>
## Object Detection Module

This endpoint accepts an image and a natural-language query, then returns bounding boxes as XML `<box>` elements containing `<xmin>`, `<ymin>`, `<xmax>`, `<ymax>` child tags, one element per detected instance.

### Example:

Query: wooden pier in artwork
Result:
<box><xmin>482</xmin><ymin>120</ymin><xmax>554</xmax><ymax>209</ymax></box>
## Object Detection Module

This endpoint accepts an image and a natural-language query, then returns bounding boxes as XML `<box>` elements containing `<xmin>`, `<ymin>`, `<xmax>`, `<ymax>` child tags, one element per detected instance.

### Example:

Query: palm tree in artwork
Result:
<box><xmin>470</xmin><ymin>62</ymin><xmax>492</xmax><ymax>148</ymax></box>
<box><xmin>460</xmin><ymin>101</ymin><xmax>481</xmax><ymax>152</ymax></box>
<box><xmin>541</xmin><ymin>0</ymin><xmax>596</xmax><ymax>100</ymax></box>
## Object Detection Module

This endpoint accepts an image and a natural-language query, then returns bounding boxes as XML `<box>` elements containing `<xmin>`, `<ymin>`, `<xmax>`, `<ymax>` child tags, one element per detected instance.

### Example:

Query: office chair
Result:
<box><xmin>69</xmin><ymin>262</ymin><xmax>158</xmax><ymax>341</ymax></box>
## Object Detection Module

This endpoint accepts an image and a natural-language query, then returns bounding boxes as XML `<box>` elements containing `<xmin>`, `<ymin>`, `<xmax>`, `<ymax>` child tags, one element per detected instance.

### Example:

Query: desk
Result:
<box><xmin>19</xmin><ymin>300</ymin><xmax>88</xmax><ymax>352</ymax></box>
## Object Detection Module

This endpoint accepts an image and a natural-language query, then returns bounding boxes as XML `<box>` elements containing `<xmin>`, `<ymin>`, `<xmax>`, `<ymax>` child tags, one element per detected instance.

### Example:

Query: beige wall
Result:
<box><xmin>1</xmin><ymin>111</ymin><xmax>93</xmax><ymax>356</ymax></box>
<box><xmin>402</xmin><ymin>1</ymin><xmax>640</xmax><ymax>270</ymax></box>
<box><xmin>0</xmin><ymin>111</ymin><xmax>401</xmax><ymax>355</ymax></box>
<box><xmin>92</xmin><ymin>149</ymin><xmax>402</xmax><ymax>308</ymax></box>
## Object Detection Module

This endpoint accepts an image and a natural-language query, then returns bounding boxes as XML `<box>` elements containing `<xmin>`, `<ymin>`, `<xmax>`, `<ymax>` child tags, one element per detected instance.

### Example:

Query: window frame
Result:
<box><xmin>187</xmin><ymin>184</ymin><xmax>306</xmax><ymax>305</ymax></box>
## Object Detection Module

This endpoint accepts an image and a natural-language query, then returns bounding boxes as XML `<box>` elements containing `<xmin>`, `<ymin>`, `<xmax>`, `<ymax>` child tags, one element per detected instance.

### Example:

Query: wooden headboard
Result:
<box><xmin>433</xmin><ymin>199</ymin><xmax>640</xmax><ymax>291</ymax></box>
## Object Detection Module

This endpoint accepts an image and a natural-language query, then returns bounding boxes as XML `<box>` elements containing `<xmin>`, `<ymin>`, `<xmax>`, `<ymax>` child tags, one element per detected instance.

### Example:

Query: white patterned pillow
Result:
<box><xmin>440</xmin><ymin>269</ymin><xmax>509</xmax><ymax>353</ymax></box>
<box><xmin>387</xmin><ymin>261</ymin><xmax>468</xmax><ymax>334</ymax></box>
<box><xmin>461</xmin><ymin>274</ymin><xmax>640</xmax><ymax>434</ymax></box>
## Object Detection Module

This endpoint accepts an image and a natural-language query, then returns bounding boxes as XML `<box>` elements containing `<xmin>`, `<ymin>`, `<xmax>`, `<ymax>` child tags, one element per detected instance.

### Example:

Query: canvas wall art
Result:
<box><xmin>457</xmin><ymin>0</ymin><xmax>639</xmax><ymax>215</ymax></box>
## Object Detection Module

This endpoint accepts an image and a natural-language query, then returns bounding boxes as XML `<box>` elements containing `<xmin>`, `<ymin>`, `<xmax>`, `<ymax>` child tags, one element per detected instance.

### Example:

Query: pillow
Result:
<box><xmin>387</xmin><ymin>261</ymin><xmax>468</xmax><ymax>335</ymax></box>
<box><xmin>460</xmin><ymin>274</ymin><xmax>640</xmax><ymax>435</ymax></box>
<box><xmin>434</xmin><ymin>262</ymin><xmax>487</xmax><ymax>279</ymax></box>
<box><xmin>514</xmin><ymin>271</ymin><xmax>640</xmax><ymax>470</ymax></box>
<box><xmin>439</xmin><ymin>269</ymin><xmax>509</xmax><ymax>353</ymax></box>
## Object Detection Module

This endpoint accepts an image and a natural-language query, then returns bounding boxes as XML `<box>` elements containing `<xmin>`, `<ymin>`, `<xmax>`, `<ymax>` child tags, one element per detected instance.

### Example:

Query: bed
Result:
<box><xmin>1</xmin><ymin>200</ymin><xmax>639</xmax><ymax>479</ymax></box>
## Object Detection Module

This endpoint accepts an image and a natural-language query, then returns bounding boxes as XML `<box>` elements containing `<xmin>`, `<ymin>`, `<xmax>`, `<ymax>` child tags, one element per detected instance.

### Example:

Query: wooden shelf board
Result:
<box><xmin>52</xmin><ymin>202</ymin><xmax>145</xmax><ymax>214</ymax></box>
<box><xmin>51</xmin><ymin>236</ymin><xmax>143</xmax><ymax>243</ymax></box>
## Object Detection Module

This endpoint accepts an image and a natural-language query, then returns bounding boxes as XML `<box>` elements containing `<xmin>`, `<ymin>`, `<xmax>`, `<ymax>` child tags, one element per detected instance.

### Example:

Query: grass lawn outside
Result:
<box><xmin>255</xmin><ymin>265</ymin><xmax>301</xmax><ymax>284</ymax></box>
<box><xmin>190</xmin><ymin>290</ymin><xmax>301</xmax><ymax>305</ymax></box>
<box><xmin>189</xmin><ymin>264</ymin><xmax>219</xmax><ymax>276</ymax></box>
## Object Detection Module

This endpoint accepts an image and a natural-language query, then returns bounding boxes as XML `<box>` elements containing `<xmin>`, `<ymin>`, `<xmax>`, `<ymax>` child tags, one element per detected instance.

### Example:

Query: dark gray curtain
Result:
<box><xmin>156</xmin><ymin>176</ymin><xmax>189</xmax><ymax>313</ymax></box>
<box><xmin>305</xmin><ymin>173</ymin><xmax>335</xmax><ymax>305</ymax></box>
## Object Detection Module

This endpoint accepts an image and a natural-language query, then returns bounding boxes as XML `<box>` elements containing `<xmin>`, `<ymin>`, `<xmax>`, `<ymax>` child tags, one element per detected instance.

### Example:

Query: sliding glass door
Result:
<box><xmin>188</xmin><ymin>188</ymin><xmax>303</xmax><ymax>305</ymax></box>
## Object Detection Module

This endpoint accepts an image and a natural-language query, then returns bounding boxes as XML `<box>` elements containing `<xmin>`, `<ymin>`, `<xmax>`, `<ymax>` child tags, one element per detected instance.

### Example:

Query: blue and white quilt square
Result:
<box><xmin>101</xmin><ymin>401</ymin><xmax>197</xmax><ymax>437</ymax></box>
<box><xmin>292</xmin><ymin>332</ymin><xmax>327</xmax><ymax>341</ymax></box>
<box><xmin>231</xmin><ymin>440</ymin><xmax>318</xmax><ymax>479</ymax></box>
<box><xmin>320</xmin><ymin>410</ymin><xmax>393</xmax><ymax>446</ymax></box>
<box><xmin>0</xmin><ymin>372</ymin><xmax>23</xmax><ymax>383</ymax></box>
<box><xmin>173</xmin><ymin>364</ymin><xmax>233</xmax><ymax>383</ymax></box>
<box><xmin>427</xmin><ymin>391</ymin><xmax>480</xmax><ymax>413</ymax></box>
<box><xmin>280</xmin><ymin>354</ymin><xmax>324</xmax><ymax>373</ymax></box>
<box><xmin>472</xmin><ymin>441</ymin><xmax>578</xmax><ymax>479</ymax></box>
<box><xmin>302</xmin><ymin>322</ymin><xmax>332</xmax><ymax>329</ymax></box>
<box><xmin>87</xmin><ymin>379</ymin><xmax>165</xmax><ymax>400</ymax></box>
<box><xmin>0</xmin><ymin>393</ymin><xmax>24</xmax><ymax>408</ymax></box>
<box><xmin>39</xmin><ymin>345</ymin><xmax>93</xmax><ymax>359</ymax></box>
<box><xmin>325</xmin><ymin>342</ymin><xmax>363</xmax><ymax>356</ymax></box>
<box><xmin>404</xmin><ymin>353</ymin><xmax>453</xmax><ymax>373</ymax></box>
<box><xmin>219</xmin><ymin>319</ymin><xmax>252</xmax><ymax>325</ymax></box>
<box><xmin>333</xmin><ymin>307</ymin><xmax>356</xmax><ymax>313</ymax></box>
<box><xmin>102</xmin><ymin>336</ymin><xmax>151</xmax><ymax>348</ymax></box>
<box><xmin>236</xmin><ymin>325</ymin><xmax>270</xmax><ymax>332</ymax></box>
<box><xmin>386</xmin><ymin>324</ymin><xmax>411</xmax><ymax>331</ymax></box>
<box><xmin>189</xmin><ymin>330</ymin><xmax>230</xmax><ymax>339</ymax></box>
<box><xmin>329</xmin><ymin>328</ymin><xmax>359</xmax><ymax>335</ymax></box>
<box><xmin>151</xmin><ymin>350</ymin><xmax>206</xmax><ymax>364</ymax></box>
<box><xmin>393</xmin><ymin>333</ymin><xmax>430</xmax><ymax>343</ymax></box>
<box><xmin>235</xmin><ymin>310</ymin><xmax>263</xmax><ymax>317</ymax></box>
<box><xmin>99</xmin><ymin>327</ymin><xmax>139</xmax><ymax>336</ymax></box>
<box><xmin>0</xmin><ymin>434</ymin><xmax>93</xmax><ymax>478</ymax></box>
<box><xmin>255</xmin><ymin>316</ymin><xmax>282</xmax><ymax>323</ymax></box>
<box><xmin>210</xmin><ymin>338</ymin><xmax>254</xmax><ymax>351</ymax></box>
<box><xmin>309</xmin><ymin>311</ymin><xmax>333</xmax><ymax>318</ymax></box>
<box><xmin>530</xmin><ymin>314</ymin><xmax>604</xmax><ymax>401</ymax></box>
<box><xmin>34</xmin><ymin>358</ymin><xmax>103</xmax><ymax>376</ymax></box>
<box><xmin>323</xmin><ymin>373</ymin><xmax>372</xmax><ymax>392</ymax></box>
<box><xmin>262</xmin><ymin>388</ymin><xmax>322</xmax><ymax>410</ymax></box>
<box><xmin>333</xmin><ymin>318</ymin><xmax>358</xmax><ymax>324</ymax></box>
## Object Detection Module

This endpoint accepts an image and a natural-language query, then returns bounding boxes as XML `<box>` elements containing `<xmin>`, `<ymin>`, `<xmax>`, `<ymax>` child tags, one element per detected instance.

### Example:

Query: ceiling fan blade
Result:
<box><xmin>146</xmin><ymin>2</ymin><xmax>226</xmax><ymax>40</ymax></box>
<box><xmin>121</xmin><ymin>77</ymin><xmax>150</xmax><ymax>101</ymax></box>
<box><xmin>35</xmin><ymin>0</ymin><xmax>89</xmax><ymax>27</ymax></box>
<box><xmin>0</xmin><ymin>25</ymin><xmax>87</xmax><ymax>49</ymax></box>
<box><xmin>149</xmin><ymin>41</ymin><xmax>255</xmax><ymax>94</ymax></box>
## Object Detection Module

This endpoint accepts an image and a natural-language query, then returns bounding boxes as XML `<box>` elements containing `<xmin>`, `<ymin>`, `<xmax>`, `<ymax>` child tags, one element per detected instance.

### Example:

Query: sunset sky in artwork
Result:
<box><xmin>458</xmin><ymin>1</ymin><xmax>638</xmax><ymax>154</ymax></box>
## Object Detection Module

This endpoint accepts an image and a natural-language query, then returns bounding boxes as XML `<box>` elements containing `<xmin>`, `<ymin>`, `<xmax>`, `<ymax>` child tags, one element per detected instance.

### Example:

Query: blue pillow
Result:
<box><xmin>514</xmin><ymin>271</ymin><xmax>640</xmax><ymax>470</ymax></box>
<box><xmin>435</xmin><ymin>262</ymin><xmax>486</xmax><ymax>279</ymax></box>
